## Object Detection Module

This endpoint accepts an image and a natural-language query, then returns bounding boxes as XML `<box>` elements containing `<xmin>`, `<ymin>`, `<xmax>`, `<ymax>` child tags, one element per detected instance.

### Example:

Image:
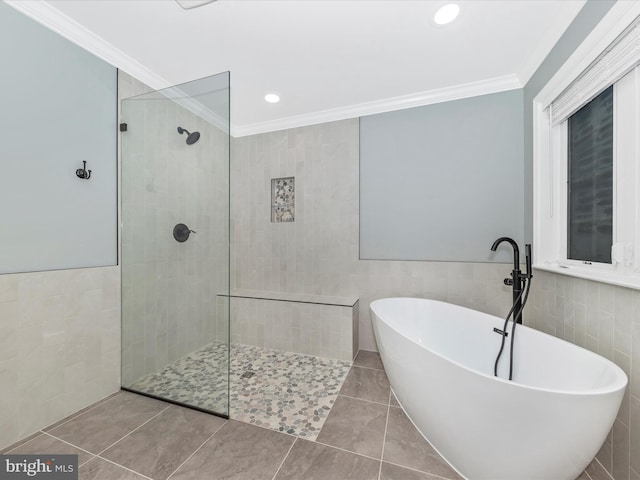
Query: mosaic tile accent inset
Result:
<box><xmin>271</xmin><ymin>177</ymin><xmax>295</xmax><ymax>222</ymax></box>
<box><xmin>128</xmin><ymin>342</ymin><xmax>351</xmax><ymax>440</ymax></box>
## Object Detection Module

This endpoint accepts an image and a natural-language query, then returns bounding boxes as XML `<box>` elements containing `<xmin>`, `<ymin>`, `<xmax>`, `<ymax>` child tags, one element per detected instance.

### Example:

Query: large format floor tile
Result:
<box><xmin>339</xmin><ymin>366</ymin><xmax>390</xmax><ymax>404</ymax></box>
<box><xmin>353</xmin><ymin>350</ymin><xmax>384</xmax><ymax>371</ymax></box>
<box><xmin>79</xmin><ymin>457</ymin><xmax>148</xmax><ymax>480</ymax></box>
<box><xmin>101</xmin><ymin>405</ymin><xmax>226</xmax><ymax>480</ymax></box>
<box><xmin>6</xmin><ymin>433</ymin><xmax>94</xmax><ymax>466</ymax></box>
<box><xmin>274</xmin><ymin>439</ymin><xmax>379</xmax><ymax>480</ymax></box>
<box><xmin>316</xmin><ymin>395</ymin><xmax>387</xmax><ymax>459</ymax></box>
<box><xmin>383</xmin><ymin>407</ymin><xmax>462</xmax><ymax>480</ymax></box>
<box><xmin>169</xmin><ymin>420</ymin><xmax>294</xmax><ymax>480</ymax></box>
<box><xmin>42</xmin><ymin>392</ymin><xmax>121</xmax><ymax>433</ymax></box>
<box><xmin>47</xmin><ymin>391</ymin><xmax>168</xmax><ymax>454</ymax></box>
<box><xmin>586</xmin><ymin>459</ymin><xmax>615</xmax><ymax>480</ymax></box>
<box><xmin>4</xmin><ymin>348</ymin><xmax>597</xmax><ymax>480</ymax></box>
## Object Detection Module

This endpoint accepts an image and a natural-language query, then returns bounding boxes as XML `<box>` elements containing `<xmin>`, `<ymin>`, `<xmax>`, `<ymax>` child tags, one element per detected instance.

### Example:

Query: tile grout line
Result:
<box><xmin>593</xmin><ymin>457</ymin><xmax>615</xmax><ymax>480</ymax></box>
<box><xmin>270</xmin><ymin>437</ymin><xmax>297</xmax><ymax>480</ymax></box>
<box><xmin>165</xmin><ymin>419</ymin><xmax>229</xmax><ymax>480</ymax></box>
<box><xmin>338</xmin><ymin>393</ymin><xmax>390</xmax><ymax>407</ymax></box>
<box><xmin>0</xmin><ymin>432</ymin><xmax>42</xmax><ymax>454</ymax></box>
<box><xmin>351</xmin><ymin>364</ymin><xmax>385</xmax><ymax>372</ymax></box>
<box><xmin>377</xmin><ymin>390</ymin><xmax>460</xmax><ymax>480</ymax></box>
<box><xmin>89</xmin><ymin>455</ymin><xmax>155</xmax><ymax>480</ymax></box>
<box><xmin>95</xmin><ymin>404</ymin><xmax>172</xmax><ymax>457</ymax></box>
<box><xmin>313</xmin><ymin>438</ymin><xmax>383</xmax><ymax>463</ymax></box>
<box><xmin>377</xmin><ymin>391</ymin><xmax>391</xmax><ymax>480</ymax></box>
<box><xmin>2</xmin><ymin>392</ymin><xmax>122</xmax><ymax>454</ymax></box>
<box><xmin>39</xmin><ymin>431</ymin><xmax>97</xmax><ymax>467</ymax></box>
<box><xmin>382</xmin><ymin>459</ymin><xmax>461</xmax><ymax>480</ymax></box>
<box><xmin>43</xmin><ymin>391</ymin><xmax>123</xmax><ymax>434</ymax></box>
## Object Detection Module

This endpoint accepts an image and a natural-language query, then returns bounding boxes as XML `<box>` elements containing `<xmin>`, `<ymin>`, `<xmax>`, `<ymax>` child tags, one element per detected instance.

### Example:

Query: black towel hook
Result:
<box><xmin>76</xmin><ymin>160</ymin><xmax>91</xmax><ymax>180</ymax></box>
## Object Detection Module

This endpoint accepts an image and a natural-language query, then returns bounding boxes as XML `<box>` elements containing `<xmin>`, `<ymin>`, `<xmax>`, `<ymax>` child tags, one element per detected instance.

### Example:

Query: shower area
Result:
<box><xmin>120</xmin><ymin>72</ymin><xmax>231</xmax><ymax>417</ymax></box>
<box><xmin>119</xmin><ymin>71</ymin><xmax>353</xmax><ymax>435</ymax></box>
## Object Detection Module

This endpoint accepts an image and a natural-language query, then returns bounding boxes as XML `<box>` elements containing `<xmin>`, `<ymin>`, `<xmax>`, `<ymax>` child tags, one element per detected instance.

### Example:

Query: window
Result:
<box><xmin>534</xmin><ymin>7</ymin><xmax>640</xmax><ymax>288</ymax></box>
<box><xmin>547</xmin><ymin>69</ymin><xmax>639</xmax><ymax>278</ymax></box>
<box><xmin>567</xmin><ymin>86</ymin><xmax>613</xmax><ymax>265</ymax></box>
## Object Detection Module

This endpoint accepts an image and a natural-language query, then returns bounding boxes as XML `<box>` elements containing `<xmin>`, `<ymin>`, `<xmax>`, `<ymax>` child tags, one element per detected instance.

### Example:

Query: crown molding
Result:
<box><xmin>233</xmin><ymin>74</ymin><xmax>522</xmax><ymax>137</ymax></box>
<box><xmin>6</xmin><ymin>0</ymin><xmax>522</xmax><ymax>139</ymax></box>
<box><xmin>4</xmin><ymin>0</ymin><xmax>171</xmax><ymax>92</ymax></box>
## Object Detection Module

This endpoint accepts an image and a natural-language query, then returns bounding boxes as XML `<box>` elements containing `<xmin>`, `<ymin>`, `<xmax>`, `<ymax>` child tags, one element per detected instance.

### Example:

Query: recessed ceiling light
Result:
<box><xmin>265</xmin><ymin>93</ymin><xmax>281</xmax><ymax>104</ymax></box>
<box><xmin>434</xmin><ymin>3</ymin><xmax>460</xmax><ymax>25</ymax></box>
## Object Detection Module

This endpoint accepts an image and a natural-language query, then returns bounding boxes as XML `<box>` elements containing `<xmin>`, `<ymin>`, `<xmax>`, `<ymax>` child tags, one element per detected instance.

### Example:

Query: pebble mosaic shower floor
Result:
<box><xmin>128</xmin><ymin>343</ymin><xmax>352</xmax><ymax>440</ymax></box>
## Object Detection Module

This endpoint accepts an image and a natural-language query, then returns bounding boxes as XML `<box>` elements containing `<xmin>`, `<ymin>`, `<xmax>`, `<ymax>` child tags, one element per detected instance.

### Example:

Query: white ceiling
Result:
<box><xmin>13</xmin><ymin>0</ymin><xmax>585</xmax><ymax>135</ymax></box>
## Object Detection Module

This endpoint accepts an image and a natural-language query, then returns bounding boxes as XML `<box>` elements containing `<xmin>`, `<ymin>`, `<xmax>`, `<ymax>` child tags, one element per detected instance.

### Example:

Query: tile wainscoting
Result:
<box><xmin>0</xmin><ymin>267</ymin><xmax>121</xmax><ymax>449</ymax></box>
<box><xmin>528</xmin><ymin>269</ymin><xmax>640</xmax><ymax>480</ymax></box>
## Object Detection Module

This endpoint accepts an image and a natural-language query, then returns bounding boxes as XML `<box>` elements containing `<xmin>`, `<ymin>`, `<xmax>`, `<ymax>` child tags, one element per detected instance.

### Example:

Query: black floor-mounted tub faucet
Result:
<box><xmin>490</xmin><ymin>237</ymin><xmax>532</xmax><ymax>324</ymax></box>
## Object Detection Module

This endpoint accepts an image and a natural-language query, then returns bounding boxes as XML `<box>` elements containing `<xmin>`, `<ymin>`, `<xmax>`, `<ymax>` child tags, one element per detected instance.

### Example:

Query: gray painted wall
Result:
<box><xmin>360</xmin><ymin>89</ymin><xmax>524</xmax><ymax>262</ymax></box>
<box><xmin>0</xmin><ymin>2</ymin><xmax>117</xmax><ymax>274</ymax></box>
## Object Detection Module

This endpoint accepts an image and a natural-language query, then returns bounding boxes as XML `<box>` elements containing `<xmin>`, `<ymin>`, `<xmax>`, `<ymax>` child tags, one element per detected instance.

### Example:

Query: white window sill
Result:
<box><xmin>534</xmin><ymin>263</ymin><xmax>640</xmax><ymax>291</ymax></box>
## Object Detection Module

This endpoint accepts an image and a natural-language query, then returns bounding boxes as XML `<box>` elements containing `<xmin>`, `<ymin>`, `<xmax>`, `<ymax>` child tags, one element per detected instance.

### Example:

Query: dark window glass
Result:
<box><xmin>567</xmin><ymin>85</ymin><xmax>613</xmax><ymax>264</ymax></box>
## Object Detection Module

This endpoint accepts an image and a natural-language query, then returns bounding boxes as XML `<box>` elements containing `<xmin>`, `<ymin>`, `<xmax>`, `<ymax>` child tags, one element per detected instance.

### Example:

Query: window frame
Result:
<box><xmin>533</xmin><ymin>2</ymin><xmax>640</xmax><ymax>290</ymax></box>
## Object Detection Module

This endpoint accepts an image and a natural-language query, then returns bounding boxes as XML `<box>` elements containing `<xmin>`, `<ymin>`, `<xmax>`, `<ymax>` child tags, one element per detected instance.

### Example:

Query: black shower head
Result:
<box><xmin>177</xmin><ymin>126</ymin><xmax>200</xmax><ymax>145</ymax></box>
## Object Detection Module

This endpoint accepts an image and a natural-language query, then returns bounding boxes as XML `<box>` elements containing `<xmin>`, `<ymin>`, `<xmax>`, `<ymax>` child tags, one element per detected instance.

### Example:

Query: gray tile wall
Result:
<box><xmin>528</xmin><ymin>269</ymin><xmax>640</xmax><ymax>480</ymax></box>
<box><xmin>231</xmin><ymin>297</ymin><xmax>355</xmax><ymax>361</ymax></box>
<box><xmin>0</xmin><ymin>255</ymin><xmax>121</xmax><ymax>451</ymax></box>
<box><xmin>232</xmin><ymin>119</ymin><xmax>515</xmax><ymax>351</ymax></box>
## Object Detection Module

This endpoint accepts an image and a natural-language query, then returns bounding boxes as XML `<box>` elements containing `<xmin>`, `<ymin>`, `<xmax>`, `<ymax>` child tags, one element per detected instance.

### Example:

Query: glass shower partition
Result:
<box><xmin>120</xmin><ymin>72</ymin><xmax>230</xmax><ymax>417</ymax></box>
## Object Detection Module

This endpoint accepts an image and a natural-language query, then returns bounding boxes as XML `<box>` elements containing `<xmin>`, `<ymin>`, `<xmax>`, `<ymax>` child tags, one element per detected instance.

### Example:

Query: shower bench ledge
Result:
<box><xmin>218</xmin><ymin>289</ymin><xmax>359</xmax><ymax>362</ymax></box>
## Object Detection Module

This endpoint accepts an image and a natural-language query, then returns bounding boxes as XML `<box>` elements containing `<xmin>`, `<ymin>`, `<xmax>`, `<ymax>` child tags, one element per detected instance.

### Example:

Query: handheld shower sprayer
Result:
<box><xmin>525</xmin><ymin>244</ymin><xmax>532</xmax><ymax>280</ymax></box>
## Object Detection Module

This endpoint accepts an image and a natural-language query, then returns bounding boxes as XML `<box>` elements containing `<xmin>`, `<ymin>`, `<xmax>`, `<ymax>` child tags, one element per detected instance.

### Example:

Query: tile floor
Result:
<box><xmin>128</xmin><ymin>343</ymin><xmax>351</xmax><ymax>439</ymax></box>
<box><xmin>2</xmin><ymin>350</ymin><xmax>609</xmax><ymax>480</ymax></box>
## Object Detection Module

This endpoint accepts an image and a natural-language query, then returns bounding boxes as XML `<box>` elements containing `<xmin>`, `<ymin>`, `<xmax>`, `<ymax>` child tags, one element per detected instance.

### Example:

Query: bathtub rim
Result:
<box><xmin>370</xmin><ymin>297</ymin><xmax>628</xmax><ymax>396</ymax></box>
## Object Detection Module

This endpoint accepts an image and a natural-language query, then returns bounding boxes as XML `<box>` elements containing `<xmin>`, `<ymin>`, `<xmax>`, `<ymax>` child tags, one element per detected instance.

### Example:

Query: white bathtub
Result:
<box><xmin>371</xmin><ymin>297</ymin><xmax>627</xmax><ymax>480</ymax></box>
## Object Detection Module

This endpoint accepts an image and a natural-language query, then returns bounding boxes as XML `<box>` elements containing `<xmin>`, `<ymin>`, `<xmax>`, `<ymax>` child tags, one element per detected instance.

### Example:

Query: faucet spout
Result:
<box><xmin>491</xmin><ymin>236</ymin><xmax>520</xmax><ymax>271</ymax></box>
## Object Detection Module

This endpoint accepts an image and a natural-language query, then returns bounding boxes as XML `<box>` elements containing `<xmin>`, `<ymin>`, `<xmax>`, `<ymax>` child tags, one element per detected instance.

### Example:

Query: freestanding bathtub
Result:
<box><xmin>371</xmin><ymin>298</ymin><xmax>627</xmax><ymax>480</ymax></box>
